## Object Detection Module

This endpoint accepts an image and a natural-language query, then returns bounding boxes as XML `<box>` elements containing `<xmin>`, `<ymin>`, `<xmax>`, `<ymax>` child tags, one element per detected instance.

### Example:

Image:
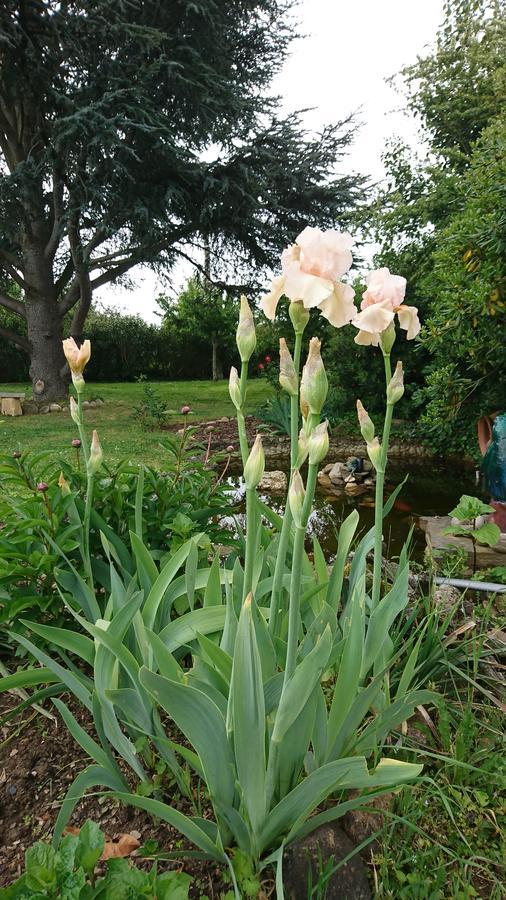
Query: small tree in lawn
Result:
<box><xmin>0</xmin><ymin>1</ymin><xmax>365</xmax><ymax>403</ymax></box>
<box><xmin>158</xmin><ymin>277</ymin><xmax>236</xmax><ymax>382</ymax></box>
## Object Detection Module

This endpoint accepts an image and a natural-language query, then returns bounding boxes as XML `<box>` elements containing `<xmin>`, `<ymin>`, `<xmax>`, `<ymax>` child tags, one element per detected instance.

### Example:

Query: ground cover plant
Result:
<box><xmin>0</xmin><ymin>229</ymin><xmax>503</xmax><ymax>897</ymax></box>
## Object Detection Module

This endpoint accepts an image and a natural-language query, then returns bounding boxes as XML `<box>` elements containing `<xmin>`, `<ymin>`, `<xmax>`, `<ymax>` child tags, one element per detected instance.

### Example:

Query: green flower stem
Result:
<box><xmin>371</xmin><ymin>352</ymin><xmax>394</xmax><ymax>609</ymax></box>
<box><xmin>76</xmin><ymin>393</ymin><xmax>90</xmax><ymax>466</ymax></box>
<box><xmin>290</xmin><ymin>332</ymin><xmax>303</xmax><ymax>468</ymax></box>
<box><xmin>283</xmin><ymin>462</ymin><xmax>318</xmax><ymax>681</ymax></box>
<box><xmin>266</xmin><ymin>459</ymin><xmax>318</xmax><ymax>807</ymax></box>
<box><xmin>237</xmin><ymin>361</ymin><xmax>250</xmax><ymax>467</ymax></box>
<box><xmin>83</xmin><ymin>473</ymin><xmax>95</xmax><ymax>591</ymax></box>
<box><xmin>75</xmin><ymin>390</ymin><xmax>94</xmax><ymax>591</ymax></box>
<box><xmin>268</xmin><ymin>330</ymin><xmax>303</xmax><ymax>638</ymax></box>
<box><xmin>243</xmin><ymin>487</ymin><xmax>257</xmax><ymax>600</ymax></box>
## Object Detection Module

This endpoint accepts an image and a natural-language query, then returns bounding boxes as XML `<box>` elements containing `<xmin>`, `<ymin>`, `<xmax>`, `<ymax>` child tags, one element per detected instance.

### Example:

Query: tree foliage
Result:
<box><xmin>368</xmin><ymin>0</ymin><xmax>505</xmax><ymax>454</ymax></box>
<box><xmin>0</xmin><ymin>0</ymin><xmax>365</xmax><ymax>399</ymax></box>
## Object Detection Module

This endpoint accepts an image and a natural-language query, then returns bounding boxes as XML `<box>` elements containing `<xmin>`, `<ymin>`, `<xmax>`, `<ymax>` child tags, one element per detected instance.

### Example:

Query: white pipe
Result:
<box><xmin>434</xmin><ymin>576</ymin><xmax>506</xmax><ymax>593</ymax></box>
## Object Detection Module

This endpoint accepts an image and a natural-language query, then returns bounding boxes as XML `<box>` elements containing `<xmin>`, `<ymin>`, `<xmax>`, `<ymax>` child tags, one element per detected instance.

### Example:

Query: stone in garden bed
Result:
<box><xmin>258</xmin><ymin>470</ymin><xmax>287</xmax><ymax>493</ymax></box>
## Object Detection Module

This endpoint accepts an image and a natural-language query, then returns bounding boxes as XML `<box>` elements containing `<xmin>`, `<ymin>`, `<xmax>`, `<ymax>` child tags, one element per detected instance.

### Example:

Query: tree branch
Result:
<box><xmin>67</xmin><ymin>207</ymin><xmax>92</xmax><ymax>339</ymax></box>
<box><xmin>0</xmin><ymin>246</ymin><xmax>20</xmax><ymax>269</ymax></box>
<box><xmin>0</xmin><ymin>324</ymin><xmax>29</xmax><ymax>352</ymax></box>
<box><xmin>171</xmin><ymin>247</ymin><xmax>248</xmax><ymax>292</ymax></box>
<box><xmin>0</xmin><ymin>261</ymin><xmax>31</xmax><ymax>293</ymax></box>
<box><xmin>0</xmin><ymin>290</ymin><xmax>27</xmax><ymax>319</ymax></box>
<box><xmin>59</xmin><ymin>279</ymin><xmax>80</xmax><ymax>316</ymax></box>
<box><xmin>44</xmin><ymin>168</ymin><xmax>65</xmax><ymax>260</ymax></box>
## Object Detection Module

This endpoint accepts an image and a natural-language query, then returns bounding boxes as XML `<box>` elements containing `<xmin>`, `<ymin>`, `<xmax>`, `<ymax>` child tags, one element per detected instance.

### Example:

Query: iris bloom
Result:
<box><xmin>352</xmin><ymin>268</ymin><xmax>420</xmax><ymax>346</ymax></box>
<box><xmin>261</xmin><ymin>226</ymin><xmax>356</xmax><ymax>327</ymax></box>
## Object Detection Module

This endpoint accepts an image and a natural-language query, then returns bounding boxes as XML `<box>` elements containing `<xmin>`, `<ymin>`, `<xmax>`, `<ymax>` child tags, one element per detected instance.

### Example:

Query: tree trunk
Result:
<box><xmin>25</xmin><ymin>298</ymin><xmax>67</xmax><ymax>403</ymax></box>
<box><xmin>211</xmin><ymin>334</ymin><xmax>223</xmax><ymax>381</ymax></box>
<box><xmin>23</xmin><ymin>239</ymin><xmax>68</xmax><ymax>403</ymax></box>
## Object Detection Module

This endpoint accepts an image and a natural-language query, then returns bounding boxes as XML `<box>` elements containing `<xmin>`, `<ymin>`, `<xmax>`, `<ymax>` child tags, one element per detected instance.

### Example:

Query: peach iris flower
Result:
<box><xmin>260</xmin><ymin>226</ymin><xmax>356</xmax><ymax>327</ymax></box>
<box><xmin>352</xmin><ymin>268</ymin><xmax>420</xmax><ymax>346</ymax></box>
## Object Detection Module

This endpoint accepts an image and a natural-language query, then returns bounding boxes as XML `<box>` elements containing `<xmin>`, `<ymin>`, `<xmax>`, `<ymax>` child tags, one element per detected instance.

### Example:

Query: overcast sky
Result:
<box><xmin>96</xmin><ymin>0</ymin><xmax>444</xmax><ymax>321</ymax></box>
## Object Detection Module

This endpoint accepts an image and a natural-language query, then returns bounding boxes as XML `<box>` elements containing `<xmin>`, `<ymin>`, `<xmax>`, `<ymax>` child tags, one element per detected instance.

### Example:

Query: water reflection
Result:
<box><xmin>223</xmin><ymin>457</ymin><xmax>480</xmax><ymax>562</ymax></box>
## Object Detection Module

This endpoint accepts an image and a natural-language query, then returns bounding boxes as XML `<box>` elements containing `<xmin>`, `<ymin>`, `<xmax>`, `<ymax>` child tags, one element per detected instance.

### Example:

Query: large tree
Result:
<box><xmin>0</xmin><ymin>0</ymin><xmax>364</xmax><ymax>401</ymax></box>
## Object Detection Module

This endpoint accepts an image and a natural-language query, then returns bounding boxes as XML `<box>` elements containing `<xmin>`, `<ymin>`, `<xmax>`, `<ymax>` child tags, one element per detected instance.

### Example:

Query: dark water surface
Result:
<box><xmin>226</xmin><ymin>456</ymin><xmax>480</xmax><ymax>563</ymax></box>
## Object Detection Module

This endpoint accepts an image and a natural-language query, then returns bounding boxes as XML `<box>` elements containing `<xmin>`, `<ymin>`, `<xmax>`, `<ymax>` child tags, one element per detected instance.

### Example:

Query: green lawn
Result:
<box><xmin>0</xmin><ymin>379</ymin><xmax>272</xmax><ymax>468</ymax></box>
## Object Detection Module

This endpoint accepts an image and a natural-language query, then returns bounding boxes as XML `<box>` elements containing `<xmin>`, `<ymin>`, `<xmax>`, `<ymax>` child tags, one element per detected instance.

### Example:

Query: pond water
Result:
<box><xmin>225</xmin><ymin>456</ymin><xmax>481</xmax><ymax>563</ymax></box>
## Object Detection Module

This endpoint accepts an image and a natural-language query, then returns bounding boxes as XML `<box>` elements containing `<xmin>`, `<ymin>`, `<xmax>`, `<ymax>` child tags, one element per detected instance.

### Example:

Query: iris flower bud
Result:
<box><xmin>300</xmin><ymin>338</ymin><xmax>328</xmax><ymax>416</ymax></box>
<box><xmin>300</xmin><ymin>385</ymin><xmax>310</xmax><ymax>423</ymax></box>
<box><xmin>62</xmin><ymin>337</ymin><xmax>91</xmax><ymax>394</ymax></box>
<box><xmin>244</xmin><ymin>435</ymin><xmax>265</xmax><ymax>490</ymax></box>
<box><xmin>70</xmin><ymin>396</ymin><xmax>80</xmax><ymax>424</ymax></box>
<box><xmin>87</xmin><ymin>429</ymin><xmax>103</xmax><ymax>476</ymax></box>
<box><xmin>58</xmin><ymin>472</ymin><xmax>71</xmax><ymax>496</ymax></box>
<box><xmin>386</xmin><ymin>361</ymin><xmax>405</xmax><ymax>405</ymax></box>
<box><xmin>308</xmin><ymin>420</ymin><xmax>329</xmax><ymax>466</ymax></box>
<box><xmin>356</xmin><ymin>399</ymin><xmax>375</xmax><ymax>444</ymax></box>
<box><xmin>229</xmin><ymin>366</ymin><xmax>242</xmax><ymax>410</ymax></box>
<box><xmin>289</xmin><ymin>469</ymin><xmax>305</xmax><ymax>527</ymax></box>
<box><xmin>366</xmin><ymin>436</ymin><xmax>383</xmax><ymax>470</ymax></box>
<box><xmin>289</xmin><ymin>300</ymin><xmax>310</xmax><ymax>335</ymax></box>
<box><xmin>379</xmin><ymin>321</ymin><xmax>396</xmax><ymax>355</ymax></box>
<box><xmin>279</xmin><ymin>338</ymin><xmax>297</xmax><ymax>396</ymax></box>
<box><xmin>236</xmin><ymin>295</ymin><xmax>256</xmax><ymax>363</ymax></box>
<box><xmin>296</xmin><ymin>427</ymin><xmax>309</xmax><ymax>468</ymax></box>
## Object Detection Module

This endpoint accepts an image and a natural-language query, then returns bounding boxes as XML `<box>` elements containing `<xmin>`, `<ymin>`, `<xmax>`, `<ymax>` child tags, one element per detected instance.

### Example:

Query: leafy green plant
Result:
<box><xmin>0</xmin><ymin>819</ymin><xmax>191</xmax><ymax>899</ymax></box>
<box><xmin>0</xmin><ymin>428</ymin><xmax>233</xmax><ymax>639</ymax></box>
<box><xmin>131</xmin><ymin>375</ymin><xmax>169</xmax><ymax>431</ymax></box>
<box><xmin>256</xmin><ymin>393</ymin><xmax>292</xmax><ymax>436</ymax></box>
<box><xmin>443</xmin><ymin>494</ymin><xmax>501</xmax><ymax>573</ymax></box>
<box><xmin>1</xmin><ymin>297</ymin><xmax>435</xmax><ymax>898</ymax></box>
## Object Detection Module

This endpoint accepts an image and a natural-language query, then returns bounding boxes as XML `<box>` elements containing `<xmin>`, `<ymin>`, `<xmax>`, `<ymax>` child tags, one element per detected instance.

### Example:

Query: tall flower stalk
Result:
<box><xmin>63</xmin><ymin>337</ymin><xmax>100</xmax><ymax>590</ymax></box>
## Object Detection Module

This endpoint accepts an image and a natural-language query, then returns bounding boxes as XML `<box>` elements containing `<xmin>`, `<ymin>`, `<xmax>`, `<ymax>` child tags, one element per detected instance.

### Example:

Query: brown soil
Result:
<box><xmin>0</xmin><ymin>691</ymin><xmax>230</xmax><ymax>895</ymax></box>
<box><xmin>166</xmin><ymin>414</ymin><xmax>283</xmax><ymax>455</ymax></box>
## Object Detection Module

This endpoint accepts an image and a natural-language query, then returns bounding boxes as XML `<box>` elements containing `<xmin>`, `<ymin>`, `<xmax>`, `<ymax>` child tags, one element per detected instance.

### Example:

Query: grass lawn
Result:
<box><xmin>0</xmin><ymin>379</ymin><xmax>272</xmax><ymax>468</ymax></box>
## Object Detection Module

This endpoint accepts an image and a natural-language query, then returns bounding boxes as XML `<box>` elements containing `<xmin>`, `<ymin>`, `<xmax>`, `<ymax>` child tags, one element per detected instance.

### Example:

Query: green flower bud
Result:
<box><xmin>386</xmin><ymin>361</ymin><xmax>405</xmax><ymax>405</ymax></box>
<box><xmin>379</xmin><ymin>321</ymin><xmax>396</xmax><ymax>355</ymax></box>
<box><xmin>289</xmin><ymin>469</ymin><xmax>305</xmax><ymax>527</ymax></box>
<box><xmin>70</xmin><ymin>396</ymin><xmax>80</xmax><ymax>425</ymax></box>
<box><xmin>236</xmin><ymin>295</ymin><xmax>256</xmax><ymax>363</ymax></box>
<box><xmin>308</xmin><ymin>420</ymin><xmax>329</xmax><ymax>466</ymax></box>
<box><xmin>356</xmin><ymin>399</ymin><xmax>375</xmax><ymax>444</ymax></box>
<box><xmin>279</xmin><ymin>338</ymin><xmax>297</xmax><ymax>396</ymax></box>
<box><xmin>244</xmin><ymin>434</ymin><xmax>265</xmax><ymax>490</ymax></box>
<box><xmin>87</xmin><ymin>429</ymin><xmax>103</xmax><ymax>476</ymax></box>
<box><xmin>300</xmin><ymin>338</ymin><xmax>328</xmax><ymax>416</ymax></box>
<box><xmin>296</xmin><ymin>427</ymin><xmax>309</xmax><ymax>468</ymax></box>
<box><xmin>229</xmin><ymin>366</ymin><xmax>242</xmax><ymax>410</ymax></box>
<box><xmin>289</xmin><ymin>300</ymin><xmax>310</xmax><ymax>335</ymax></box>
<box><xmin>366</xmin><ymin>436</ymin><xmax>382</xmax><ymax>470</ymax></box>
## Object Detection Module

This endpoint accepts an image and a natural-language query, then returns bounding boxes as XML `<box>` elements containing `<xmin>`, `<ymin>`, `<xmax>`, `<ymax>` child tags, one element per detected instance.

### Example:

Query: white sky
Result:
<box><xmin>96</xmin><ymin>0</ymin><xmax>444</xmax><ymax>322</ymax></box>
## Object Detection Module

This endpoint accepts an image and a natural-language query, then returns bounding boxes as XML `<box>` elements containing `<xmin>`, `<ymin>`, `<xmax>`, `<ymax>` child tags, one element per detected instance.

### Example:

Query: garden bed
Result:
<box><xmin>0</xmin><ymin>692</ymin><xmax>231</xmax><ymax>895</ymax></box>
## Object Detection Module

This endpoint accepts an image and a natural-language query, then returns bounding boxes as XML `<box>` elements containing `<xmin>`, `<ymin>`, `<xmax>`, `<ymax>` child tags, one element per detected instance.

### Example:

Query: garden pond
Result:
<box><xmin>226</xmin><ymin>455</ymin><xmax>481</xmax><ymax>563</ymax></box>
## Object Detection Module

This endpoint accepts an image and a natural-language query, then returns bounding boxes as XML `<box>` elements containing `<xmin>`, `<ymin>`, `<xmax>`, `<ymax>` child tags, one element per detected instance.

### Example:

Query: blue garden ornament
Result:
<box><xmin>480</xmin><ymin>412</ymin><xmax>506</xmax><ymax>502</ymax></box>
